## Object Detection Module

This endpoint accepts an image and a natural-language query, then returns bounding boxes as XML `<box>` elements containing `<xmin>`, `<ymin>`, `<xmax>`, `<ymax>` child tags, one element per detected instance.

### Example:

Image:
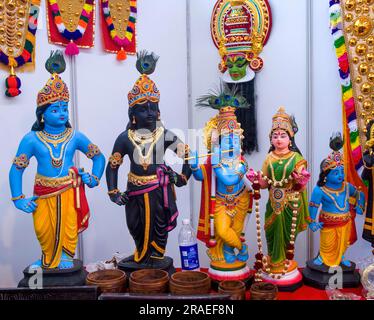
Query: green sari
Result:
<box><xmin>262</xmin><ymin>151</ymin><xmax>309</xmax><ymax>267</ymax></box>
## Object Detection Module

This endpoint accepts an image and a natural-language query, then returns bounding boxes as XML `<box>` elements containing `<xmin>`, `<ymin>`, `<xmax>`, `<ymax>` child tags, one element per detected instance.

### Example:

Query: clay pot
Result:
<box><xmin>129</xmin><ymin>269</ymin><xmax>169</xmax><ymax>294</ymax></box>
<box><xmin>86</xmin><ymin>269</ymin><xmax>127</xmax><ymax>293</ymax></box>
<box><xmin>218</xmin><ymin>280</ymin><xmax>246</xmax><ymax>300</ymax></box>
<box><xmin>170</xmin><ymin>271</ymin><xmax>211</xmax><ymax>295</ymax></box>
<box><xmin>250</xmin><ymin>282</ymin><xmax>278</xmax><ymax>300</ymax></box>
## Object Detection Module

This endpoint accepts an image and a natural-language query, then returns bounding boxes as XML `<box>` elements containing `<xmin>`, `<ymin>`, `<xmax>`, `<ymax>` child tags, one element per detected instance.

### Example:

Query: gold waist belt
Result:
<box><xmin>35</xmin><ymin>174</ymin><xmax>72</xmax><ymax>188</ymax></box>
<box><xmin>128</xmin><ymin>172</ymin><xmax>158</xmax><ymax>186</ymax></box>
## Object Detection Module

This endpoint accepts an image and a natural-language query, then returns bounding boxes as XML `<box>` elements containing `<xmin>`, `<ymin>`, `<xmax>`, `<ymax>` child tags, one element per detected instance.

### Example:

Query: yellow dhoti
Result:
<box><xmin>32</xmin><ymin>171</ymin><xmax>89</xmax><ymax>269</ymax></box>
<box><xmin>33</xmin><ymin>188</ymin><xmax>78</xmax><ymax>268</ymax></box>
<box><xmin>319</xmin><ymin>211</ymin><xmax>352</xmax><ymax>267</ymax></box>
<box><xmin>208</xmin><ymin>188</ymin><xmax>250</xmax><ymax>263</ymax></box>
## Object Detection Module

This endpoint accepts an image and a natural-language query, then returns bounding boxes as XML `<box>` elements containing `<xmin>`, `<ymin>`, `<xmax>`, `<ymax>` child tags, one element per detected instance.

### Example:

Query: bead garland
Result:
<box><xmin>252</xmin><ymin>173</ymin><xmax>300</xmax><ymax>282</ymax></box>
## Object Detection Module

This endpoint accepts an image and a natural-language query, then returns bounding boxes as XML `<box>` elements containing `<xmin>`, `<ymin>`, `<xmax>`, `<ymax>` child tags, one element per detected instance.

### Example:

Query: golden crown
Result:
<box><xmin>127</xmin><ymin>74</ymin><xmax>160</xmax><ymax>107</ymax></box>
<box><xmin>204</xmin><ymin>107</ymin><xmax>243</xmax><ymax>150</ymax></box>
<box><xmin>271</xmin><ymin>106</ymin><xmax>295</xmax><ymax>137</ymax></box>
<box><xmin>322</xmin><ymin>151</ymin><xmax>344</xmax><ymax>172</ymax></box>
<box><xmin>37</xmin><ymin>73</ymin><xmax>70</xmax><ymax>108</ymax></box>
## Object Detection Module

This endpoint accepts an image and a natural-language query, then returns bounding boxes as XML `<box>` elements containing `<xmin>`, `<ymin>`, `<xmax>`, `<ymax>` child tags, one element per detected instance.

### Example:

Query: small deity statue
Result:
<box><xmin>302</xmin><ymin>133</ymin><xmax>364</xmax><ymax>289</ymax></box>
<box><xmin>9</xmin><ymin>51</ymin><xmax>105</xmax><ymax>282</ymax></box>
<box><xmin>362</xmin><ymin>120</ymin><xmax>374</xmax><ymax>254</ymax></box>
<box><xmin>190</xmin><ymin>85</ymin><xmax>252</xmax><ymax>283</ymax></box>
<box><xmin>247</xmin><ymin>107</ymin><xmax>310</xmax><ymax>290</ymax></box>
<box><xmin>106</xmin><ymin>51</ymin><xmax>191</xmax><ymax>271</ymax></box>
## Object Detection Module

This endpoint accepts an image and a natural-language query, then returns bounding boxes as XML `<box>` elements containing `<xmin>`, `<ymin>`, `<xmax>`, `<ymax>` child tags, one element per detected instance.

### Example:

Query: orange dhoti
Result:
<box><xmin>33</xmin><ymin>169</ymin><xmax>90</xmax><ymax>269</ymax></box>
<box><xmin>319</xmin><ymin>211</ymin><xmax>356</xmax><ymax>267</ymax></box>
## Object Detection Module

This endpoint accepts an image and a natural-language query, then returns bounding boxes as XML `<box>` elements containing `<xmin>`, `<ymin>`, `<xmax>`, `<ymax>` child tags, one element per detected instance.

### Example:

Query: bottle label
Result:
<box><xmin>179</xmin><ymin>243</ymin><xmax>199</xmax><ymax>270</ymax></box>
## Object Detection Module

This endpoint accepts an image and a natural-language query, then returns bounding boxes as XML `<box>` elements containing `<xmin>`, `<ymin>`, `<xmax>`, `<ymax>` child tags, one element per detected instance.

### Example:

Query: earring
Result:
<box><xmin>289</xmin><ymin>141</ymin><xmax>292</xmax><ymax>147</ymax></box>
<box><xmin>41</xmin><ymin>115</ymin><xmax>44</xmax><ymax>123</ymax></box>
<box><xmin>323</xmin><ymin>177</ymin><xmax>327</xmax><ymax>183</ymax></box>
<box><xmin>157</xmin><ymin>112</ymin><xmax>160</xmax><ymax>121</ymax></box>
<box><xmin>132</xmin><ymin>116</ymin><xmax>136</xmax><ymax>125</ymax></box>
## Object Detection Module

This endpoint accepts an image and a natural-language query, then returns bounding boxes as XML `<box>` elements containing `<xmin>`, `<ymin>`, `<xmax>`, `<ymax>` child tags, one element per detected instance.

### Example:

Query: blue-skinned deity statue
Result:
<box><xmin>9</xmin><ymin>51</ymin><xmax>105</xmax><ymax>270</ymax></box>
<box><xmin>190</xmin><ymin>85</ymin><xmax>253</xmax><ymax>282</ymax></box>
<box><xmin>308</xmin><ymin>133</ymin><xmax>365</xmax><ymax>268</ymax></box>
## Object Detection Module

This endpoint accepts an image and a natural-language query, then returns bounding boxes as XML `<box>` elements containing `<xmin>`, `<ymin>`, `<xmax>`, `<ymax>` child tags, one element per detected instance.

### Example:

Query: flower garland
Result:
<box><xmin>102</xmin><ymin>0</ymin><xmax>137</xmax><ymax>60</ymax></box>
<box><xmin>329</xmin><ymin>1</ymin><xmax>364</xmax><ymax>186</ymax></box>
<box><xmin>0</xmin><ymin>0</ymin><xmax>40</xmax><ymax>97</ymax></box>
<box><xmin>49</xmin><ymin>0</ymin><xmax>94</xmax><ymax>56</ymax></box>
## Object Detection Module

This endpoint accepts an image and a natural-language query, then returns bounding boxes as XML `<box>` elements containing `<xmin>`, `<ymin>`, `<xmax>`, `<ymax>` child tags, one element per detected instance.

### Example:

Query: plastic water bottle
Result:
<box><xmin>178</xmin><ymin>218</ymin><xmax>200</xmax><ymax>271</ymax></box>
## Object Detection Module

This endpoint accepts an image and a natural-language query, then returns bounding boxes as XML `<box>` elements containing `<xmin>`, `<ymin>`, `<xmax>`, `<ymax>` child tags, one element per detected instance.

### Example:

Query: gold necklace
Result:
<box><xmin>132</xmin><ymin>128</ymin><xmax>162</xmax><ymax>144</ymax></box>
<box><xmin>36</xmin><ymin>129</ymin><xmax>73</xmax><ymax>168</ymax></box>
<box><xmin>42</xmin><ymin>128</ymin><xmax>69</xmax><ymax>140</ymax></box>
<box><xmin>321</xmin><ymin>183</ymin><xmax>349</xmax><ymax>212</ymax></box>
<box><xmin>38</xmin><ymin>128</ymin><xmax>72</xmax><ymax>147</ymax></box>
<box><xmin>262</xmin><ymin>153</ymin><xmax>296</xmax><ymax>187</ymax></box>
<box><xmin>220</xmin><ymin>157</ymin><xmax>240</xmax><ymax>170</ymax></box>
<box><xmin>128</xmin><ymin>127</ymin><xmax>164</xmax><ymax>170</ymax></box>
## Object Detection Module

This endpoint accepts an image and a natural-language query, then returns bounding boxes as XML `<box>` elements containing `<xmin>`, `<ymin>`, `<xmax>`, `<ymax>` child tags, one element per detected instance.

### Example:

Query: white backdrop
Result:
<box><xmin>0</xmin><ymin>0</ymin><xmax>372</xmax><ymax>287</ymax></box>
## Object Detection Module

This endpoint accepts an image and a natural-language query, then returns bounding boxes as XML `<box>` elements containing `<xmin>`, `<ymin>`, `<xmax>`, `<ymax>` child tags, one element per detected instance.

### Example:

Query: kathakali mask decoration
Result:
<box><xmin>46</xmin><ymin>0</ymin><xmax>95</xmax><ymax>56</ymax></box>
<box><xmin>0</xmin><ymin>0</ymin><xmax>40</xmax><ymax>97</ymax></box>
<box><xmin>100</xmin><ymin>0</ymin><xmax>137</xmax><ymax>61</ymax></box>
<box><xmin>211</xmin><ymin>0</ymin><xmax>272</xmax><ymax>154</ymax></box>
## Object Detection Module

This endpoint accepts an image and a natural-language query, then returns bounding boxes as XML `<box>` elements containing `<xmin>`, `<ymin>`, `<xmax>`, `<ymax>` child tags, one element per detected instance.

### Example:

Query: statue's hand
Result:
<box><xmin>246</xmin><ymin>169</ymin><xmax>257</xmax><ymax>183</ymax></box>
<box><xmin>109</xmin><ymin>191</ymin><xmax>129</xmax><ymax>206</ymax></box>
<box><xmin>212</xmin><ymin>146</ymin><xmax>220</xmax><ymax>166</ymax></box>
<box><xmin>14</xmin><ymin>196</ymin><xmax>38</xmax><ymax>214</ymax></box>
<box><xmin>161</xmin><ymin>166</ymin><xmax>178</xmax><ymax>185</ymax></box>
<box><xmin>292</xmin><ymin>168</ymin><xmax>310</xmax><ymax>186</ymax></box>
<box><xmin>78</xmin><ymin>169</ymin><xmax>98</xmax><ymax>188</ymax></box>
<box><xmin>356</xmin><ymin>206</ymin><xmax>364</xmax><ymax>216</ymax></box>
<box><xmin>188</xmin><ymin>150</ymin><xmax>199</xmax><ymax>169</ymax></box>
<box><xmin>309</xmin><ymin>221</ymin><xmax>324</xmax><ymax>232</ymax></box>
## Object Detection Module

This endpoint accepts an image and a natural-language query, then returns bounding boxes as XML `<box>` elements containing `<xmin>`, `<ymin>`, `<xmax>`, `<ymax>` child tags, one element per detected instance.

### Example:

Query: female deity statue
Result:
<box><xmin>247</xmin><ymin>107</ymin><xmax>310</xmax><ymax>291</ymax></box>
<box><xmin>190</xmin><ymin>85</ymin><xmax>253</xmax><ymax>283</ymax></box>
<box><xmin>106</xmin><ymin>51</ymin><xmax>191</xmax><ymax>272</ymax></box>
<box><xmin>362</xmin><ymin>120</ymin><xmax>374</xmax><ymax>254</ymax></box>
<box><xmin>9</xmin><ymin>51</ymin><xmax>105</xmax><ymax>281</ymax></box>
<box><xmin>302</xmin><ymin>133</ymin><xmax>364</xmax><ymax>288</ymax></box>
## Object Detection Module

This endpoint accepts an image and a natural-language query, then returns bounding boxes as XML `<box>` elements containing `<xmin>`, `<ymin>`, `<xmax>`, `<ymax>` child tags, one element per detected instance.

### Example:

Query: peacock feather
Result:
<box><xmin>330</xmin><ymin>132</ymin><xmax>344</xmax><ymax>152</ymax></box>
<box><xmin>136</xmin><ymin>50</ymin><xmax>159</xmax><ymax>75</ymax></box>
<box><xmin>45</xmin><ymin>51</ymin><xmax>66</xmax><ymax>75</ymax></box>
<box><xmin>196</xmin><ymin>82</ymin><xmax>248</xmax><ymax>110</ymax></box>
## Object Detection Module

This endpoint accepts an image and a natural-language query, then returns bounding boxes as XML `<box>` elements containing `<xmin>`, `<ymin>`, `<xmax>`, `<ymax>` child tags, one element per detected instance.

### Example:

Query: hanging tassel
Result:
<box><xmin>5</xmin><ymin>67</ymin><xmax>21</xmax><ymax>97</ymax></box>
<box><xmin>116</xmin><ymin>47</ymin><xmax>127</xmax><ymax>61</ymax></box>
<box><xmin>65</xmin><ymin>40</ymin><xmax>80</xmax><ymax>56</ymax></box>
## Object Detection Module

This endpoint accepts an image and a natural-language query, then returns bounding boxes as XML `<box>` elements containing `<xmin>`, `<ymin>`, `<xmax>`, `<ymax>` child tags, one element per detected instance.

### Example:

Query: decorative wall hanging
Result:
<box><xmin>0</xmin><ymin>0</ymin><xmax>40</xmax><ymax>97</ymax></box>
<box><xmin>211</xmin><ymin>0</ymin><xmax>272</xmax><ymax>154</ymax></box>
<box><xmin>100</xmin><ymin>0</ymin><xmax>137</xmax><ymax>61</ymax></box>
<box><xmin>46</xmin><ymin>0</ymin><xmax>95</xmax><ymax>56</ymax></box>
<box><xmin>329</xmin><ymin>0</ymin><xmax>372</xmax><ymax>248</ymax></box>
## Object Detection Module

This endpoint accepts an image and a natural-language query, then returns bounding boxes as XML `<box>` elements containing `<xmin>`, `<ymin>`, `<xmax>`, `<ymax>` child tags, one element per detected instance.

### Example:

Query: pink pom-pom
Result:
<box><xmin>65</xmin><ymin>41</ymin><xmax>79</xmax><ymax>56</ymax></box>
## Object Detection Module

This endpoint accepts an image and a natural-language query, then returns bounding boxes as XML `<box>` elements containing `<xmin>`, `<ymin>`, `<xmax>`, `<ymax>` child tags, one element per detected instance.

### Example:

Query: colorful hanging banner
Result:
<box><xmin>329</xmin><ymin>0</ymin><xmax>372</xmax><ymax>194</ymax></box>
<box><xmin>100</xmin><ymin>0</ymin><xmax>137</xmax><ymax>61</ymax></box>
<box><xmin>46</xmin><ymin>0</ymin><xmax>96</xmax><ymax>56</ymax></box>
<box><xmin>0</xmin><ymin>0</ymin><xmax>40</xmax><ymax>97</ymax></box>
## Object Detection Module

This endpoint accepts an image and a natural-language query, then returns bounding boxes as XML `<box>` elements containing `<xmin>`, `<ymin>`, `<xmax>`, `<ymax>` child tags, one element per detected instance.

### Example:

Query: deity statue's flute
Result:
<box><xmin>184</xmin><ymin>149</ymin><xmax>234</xmax><ymax>161</ymax></box>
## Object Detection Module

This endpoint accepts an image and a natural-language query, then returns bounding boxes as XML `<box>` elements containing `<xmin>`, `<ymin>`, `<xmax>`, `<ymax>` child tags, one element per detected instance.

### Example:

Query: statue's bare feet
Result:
<box><xmin>29</xmin><ymin>259</ymin><xmax>42</xmax><ymax>269</ymax></box>
<box><xmin>313</xmin><ymin>255</ymin><xmax>323</xmax><ymax>266</ymax></box>
<box><xmin>58</xmin><ymin>251</ymin><xmax>74</xmax><ymax>269</ymax></box>
<box><xmin>236</xmin><ymin>244</ymin><xmax>249</xmax><ymax>262</ymax></box>
<box><xmin>341</xmin><ymin>256</ymin><xmax>351</xmax><ymax>267</ymax></box>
